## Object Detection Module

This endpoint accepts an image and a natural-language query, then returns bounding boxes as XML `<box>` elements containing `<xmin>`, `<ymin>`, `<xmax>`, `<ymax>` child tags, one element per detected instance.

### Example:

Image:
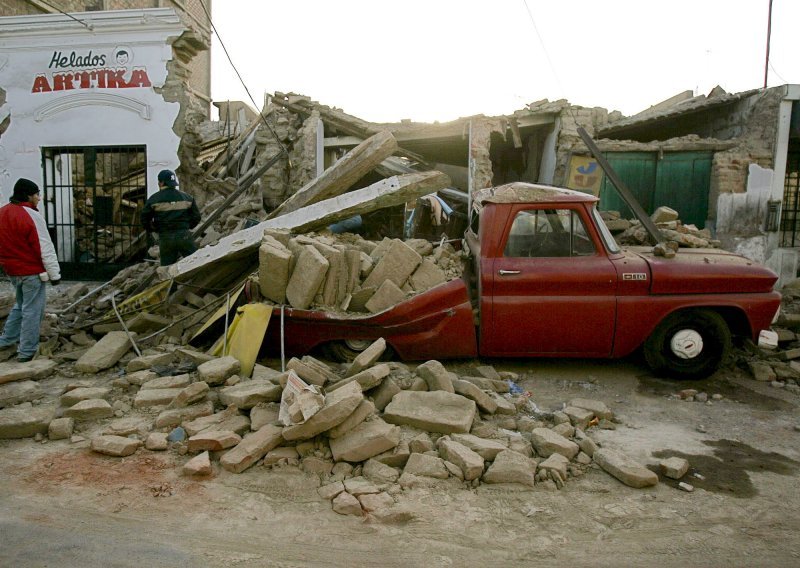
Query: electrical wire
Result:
<box><xmin>38</xmin><ymin>0</ymin><xmax>93</xmax><ymax>30</ymax></box>
<box><xmin>195</xmin><ymin>0</ymin><xmax>289</xmax><ymax>159</ymax></box>
<box><xmin>520</xmin><ymin>0</ymin><xmax>582</xmax><ymax>128</ymax></box>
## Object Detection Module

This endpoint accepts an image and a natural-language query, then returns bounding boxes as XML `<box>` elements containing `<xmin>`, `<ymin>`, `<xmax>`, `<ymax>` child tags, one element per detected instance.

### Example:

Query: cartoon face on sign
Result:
<box><xmin>113</xmin><ymin>46</ymin><xmax>132</xmax><ymax>67</ymax></box>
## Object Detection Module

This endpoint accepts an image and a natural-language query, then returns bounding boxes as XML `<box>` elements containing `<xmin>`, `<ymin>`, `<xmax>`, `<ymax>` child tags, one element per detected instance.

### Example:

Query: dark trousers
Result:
<box><xmin>159</xmin><ymin>230</ymin><xmax>197</xmax><ymax>266</ymax></box>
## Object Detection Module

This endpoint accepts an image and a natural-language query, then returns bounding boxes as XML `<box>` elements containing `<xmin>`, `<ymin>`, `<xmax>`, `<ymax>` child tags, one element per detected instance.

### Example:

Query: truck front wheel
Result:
<box><xmin>643</xmin><ymin>309</ymin><xmax>731</xmax><ymax>380</ymax></box>
<box><xmin>323</xmin><ymin>339</ymin><xmax>394</xmax><ymax>363</ymax></box>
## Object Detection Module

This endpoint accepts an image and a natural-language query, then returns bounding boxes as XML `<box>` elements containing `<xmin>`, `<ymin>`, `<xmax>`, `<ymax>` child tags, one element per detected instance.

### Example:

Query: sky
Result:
<box><xmin>209</xmin><ymin>0</ymin><xmax>800</xmax><ymax>124</ymax></box>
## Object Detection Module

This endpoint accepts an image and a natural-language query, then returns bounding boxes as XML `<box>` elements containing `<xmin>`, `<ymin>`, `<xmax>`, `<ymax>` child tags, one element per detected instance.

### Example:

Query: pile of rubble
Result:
<box><xmin>258</xmin><ymin>230</ymin><xmax>462</xmax><ymax>313</ymax></box>
<box><xmin>603</xmin><ymin>206</ymin><xmax>721</xmax><ymax>250</ymax></box>
<box><xmin>741</xmin><ymin>279</ymin><xmax>800</xmax><ymax>394</ymax></box>
<box><xmin>0</xmin><ymin>336</ymin><xmax>695</xmax><ymax>519</ymax></box>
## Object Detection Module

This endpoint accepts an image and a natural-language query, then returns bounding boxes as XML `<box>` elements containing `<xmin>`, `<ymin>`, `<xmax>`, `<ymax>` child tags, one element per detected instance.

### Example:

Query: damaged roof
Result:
<box><xmin>597</xmin><ymin>88</ymin><xmax>761</xmax><ymax>138</ymax></box>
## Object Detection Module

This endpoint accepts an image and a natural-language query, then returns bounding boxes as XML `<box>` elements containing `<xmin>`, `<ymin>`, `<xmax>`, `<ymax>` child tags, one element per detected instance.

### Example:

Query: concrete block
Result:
<box><xmin>133</xmin><ymin>388</ymin><xmax>183</xmax><ymax>409</ymax></box>
<box><xmin>450</xmin><ymin>433</ymin><xmax>508</xmax><ymax>461</ymax></box>
<box><xmin>482</xmin><ymin>449</ymin><xmax>536</xmax><ymax>487</ymax></box>
<box><xmin>197</xmin><ymin>356</ymin><xmax>241</xmax><ymax>386</ymax></box>
<box><xmin>141</xmin><ymin>374</ymin><xmax>192</xmax><ymax>390</ymax></box>
<box><xmin>125</xmin><ymin>352</ymin><xmax>175</xmax><ymax>373</ymax></box>
<box><xmin>91</xmin><ymin>435</ymin><xmax>141</xmax><ymax>457</ymax></box>
<box><xmin>453</xmin><ymin>379</ymin><xmax>497</xmax><ymax>414</ymax></box>
<box><xmin>594</xmin><ymin>448</ymin><xmax>658</xmax><ymax>488</ymax></box>
<box><xmin>75</xmin><ymin>331</ymin><xmax>135</xmax><ymax>373</ymax></box>
<box><xmin>183</xmin><ymin>451</ymin><xmax>212</xmax><ymax>476</ymax></box>
<box><xmin>187</xmin><ymin>430</ymin><xmax>242</xmax><ymax>452</ymax></box>
<box><xmin>0</xmin><ymin>359</ymin><xmax>58</xmax><ymax>384</ymax></box>
<box><xmin>660</xmin><ymin>457</ymin><xmax>690</xmax><ymax>479</ymax></box>
<box><xmin>409</xmin><ymin>258</ymin><xmax>446</xmax><ymax>292</ymax></box>
<box><xmin>0</xmin><ymin>381</ymin><xmax>43</xmax><ymax>408</ymax></box>
<box><xmin>327</xmin><ymin>399</ymin><xmax>375</xmax><ymax>439</ymax></box>
<box><xmin>365</xmin><ymin>279</ymin><xmax>405</xmax><ymax>313</ymax></box>
<box><xmin>369</xmin><ymin>376</ymin><xmax>401</xmax><ymax>411</ymax></box>
<box><xmin>282</xmin><ymin>381</ymin><xmax>363</xmax><ymax>441</ymax></box>
<box><xmin>0</xmin><ymin>405</ymin><xmax>54</xmax><ymax>438</ymax></box>
<box><xmin>60</xmin><ymin>387</ymin><xmax>111</xmax><ymax>407</ymax></box>
<box><xmin>220</xmin><ymin>424</ymin><xmax>284</xmax><ymax>474</ymax></box>
<box><xmin>349</xmin><ymin>287</ymin><xmax>376</xmax><ymax>312</ymax></box>
<box><xmin>345</xmin><ymin>338</ymin><xmax>387</xmax><ymax>378</ymax></box>
<box><xmin>48</xmin><ymin>417</ymin><xmax>74</xmax><ymax>440</ymax></box>
<box><xmin>219</xmin><ymin>381</ymin><xmax>282</xmax><ymax>409</ymax></box>
<box><xmin>329</xmin><ymin>419</ymin><xmax>401</xmax><ymax>462</ymax></box>
<box><xmin>415</xmin><ymin>360</ymin><xmax>455</xmax><ymax>393</ymax></box>
<box><xmin>530</xmin><ymin>428</ymin><xmax>579</xmax><ymax>459</ymax></box>
<box><xmin>258</xmin><ymin>236</ymin><xmax>293</xmax><ymax>304</ymax></box>
<box><xmin>64</xmin><ymin>399</ymin><xmax>113</xmax><ymax>420</ymax></box>
<box><xmin>437</xmin><ymin>439</ymin><xmax>484</xmax><ymax>480</ymax></box>
<box><xmin>362</xmin><ymin>239</ymin><xmax>422</xmax><ymax>290</ymax></box>
<box><xmin>383</xmin><ymin>390</ymin><xmax>475</xmax><ymax>434</ymax></box>
<box><xmin>286</xmin><ymin>245</ymin><xmax>329</xmax><ymax>309</ymax></box>
<box><xmin>154</xmin><ymin>401</ymin><xmax>215</xmax><ymax>429</ymax></box>
<box><xmin>403</xmin><ymin>453</ymin><xmax>449</xmax><ymax>479</ymax></box>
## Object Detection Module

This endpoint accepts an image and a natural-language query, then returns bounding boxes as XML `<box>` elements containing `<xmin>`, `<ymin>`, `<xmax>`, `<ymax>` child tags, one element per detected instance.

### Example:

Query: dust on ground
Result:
<box><xmin>1</xmin><ymin>358</ymin><xmax>799</xmax><ymax>567</ymax></box>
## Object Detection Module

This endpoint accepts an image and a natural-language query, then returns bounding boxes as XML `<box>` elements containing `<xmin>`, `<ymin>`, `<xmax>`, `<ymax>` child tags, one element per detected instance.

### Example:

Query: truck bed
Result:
<box><xmin>263</xmin><ymin>278</ymin><xmax>478</xmax><ymax>361</ymax></box>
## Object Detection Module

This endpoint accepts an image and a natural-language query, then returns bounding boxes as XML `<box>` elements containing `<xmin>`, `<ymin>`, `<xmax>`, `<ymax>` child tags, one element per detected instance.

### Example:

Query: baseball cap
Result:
<box><xmin>158</xmin><ymin>169</ymin><xmax>178</xmax><ymax>188</ymax></box>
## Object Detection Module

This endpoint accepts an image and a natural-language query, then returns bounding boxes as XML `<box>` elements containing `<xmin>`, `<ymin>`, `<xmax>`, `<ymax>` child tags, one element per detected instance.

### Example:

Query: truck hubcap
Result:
<box><xmin>344</xmin><ymin>339</ymin><xmax>372</xmax><ymax>351</ymax></box>
<box><xmin>670</xmin><ymin>329</ymin><xmax>703</xmax><ymax>359</ymax></box>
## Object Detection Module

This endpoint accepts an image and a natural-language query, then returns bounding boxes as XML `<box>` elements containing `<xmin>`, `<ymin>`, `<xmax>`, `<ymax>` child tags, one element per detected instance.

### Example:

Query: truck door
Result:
<box><xmin>483</xmin><ymin>205</ymin><xmax>617</xmax><ymax>356</ymax></box>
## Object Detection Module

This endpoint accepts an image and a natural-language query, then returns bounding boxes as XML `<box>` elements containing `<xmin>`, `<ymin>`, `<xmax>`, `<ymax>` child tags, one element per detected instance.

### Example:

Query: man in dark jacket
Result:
<box><xmin>0</xmin><ymin>178</ymin><xmax>61</xmax><ymax>362</ymax></box>
<box><xmin>141</xmin><ymin>169</ymin><xmax>201</xmax><ymax>266</ymax></box>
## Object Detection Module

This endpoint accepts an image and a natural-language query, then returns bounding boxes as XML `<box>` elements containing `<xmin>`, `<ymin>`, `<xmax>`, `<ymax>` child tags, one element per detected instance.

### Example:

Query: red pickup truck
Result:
<box><xmin>264</xmin><ymin>182</ymin><xmax>780</xmax><ymax>379</ymax></box>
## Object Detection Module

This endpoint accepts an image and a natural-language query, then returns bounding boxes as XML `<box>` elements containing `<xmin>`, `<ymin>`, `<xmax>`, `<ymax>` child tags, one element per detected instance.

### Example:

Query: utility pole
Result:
<box><xmin>764</xmin><ymin>0</ymin><xmax>774</xmax><ymax>89</ymax></box>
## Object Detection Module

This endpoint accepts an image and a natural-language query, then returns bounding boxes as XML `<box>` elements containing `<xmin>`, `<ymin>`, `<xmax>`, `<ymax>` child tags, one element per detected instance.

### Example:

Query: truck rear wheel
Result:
<box><xmin>643</xmin><ymin>309</ymin><xmax>731</xmax><ymax>380</ymax></box>
<box><xmin>323</xmin><ymin>339</ymin><xmax>393</xmax><ymax>363</ymax></box>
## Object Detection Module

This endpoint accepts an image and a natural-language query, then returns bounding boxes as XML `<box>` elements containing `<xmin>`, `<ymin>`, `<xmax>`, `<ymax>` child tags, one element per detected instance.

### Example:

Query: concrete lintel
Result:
<box><xmin>165</xmin><ymin>171</ymin><xmax>450</xmax><ymax>283</ymax></box>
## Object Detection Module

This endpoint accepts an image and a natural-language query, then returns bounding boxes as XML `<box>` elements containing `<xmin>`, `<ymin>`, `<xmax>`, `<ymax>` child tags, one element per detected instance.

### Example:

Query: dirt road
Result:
<box><xmin>1</xmin><ymin>358</ymin><xmax>798</xmax><ymax>567</ymax></box>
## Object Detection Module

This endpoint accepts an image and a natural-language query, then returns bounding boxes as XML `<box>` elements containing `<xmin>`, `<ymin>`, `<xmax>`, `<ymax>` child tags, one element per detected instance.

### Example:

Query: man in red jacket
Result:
<box><xmin>0</xmin><ymin>179</ymin><xmax>61</xmax><ymax>362</ymax></box>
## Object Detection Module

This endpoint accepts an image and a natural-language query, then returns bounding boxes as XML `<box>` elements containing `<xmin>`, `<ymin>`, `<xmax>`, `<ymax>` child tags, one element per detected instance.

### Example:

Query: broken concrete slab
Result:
<box><xmin>437</xmin><ymin>439</ymin><xmax>484</xmax><ymax>480</ymax></box>
<box><xmin>362</xmin><ymin>458</ymin><xmax>400</xmax><ymax>484</ymax></box>
<box><xmin>364</xmin><ymin>279</ymin><xmax>406</xmax><ymax>313</ymax></box>
<box><xmin>91</xmin><ymin>435</ymin><xmax>142</xmax><ymax>457</ymax></box>
<box><xmin>60</xmin><ymin>387</ymin><xmax>111</xmax><ymax>407</ymax></box>
<box><xmin>452</xmin><ymin>379</ymin><xmax>497</xmax><ymax>414</ymax></box>
<box><xmin>133</xmin><ymin>388</ymin><xmax>183</xmax><ymax>409</ymax></box>
<box><xmin>197</xmin><ymin>356</ymin><xmax>241</xmax><ymax>386</ymax></box>
<box><xmin>329</xmin><ymin>419</ymin><xmax>401</xmax><ymax>463</ymax></box>
<box><xmin>383</xmin><ymin>391</ymin><xmax>475</xmax><ymax>434</ymax></box>
<box><xmin>64</xmin><ymin>399</ymin><xmax>114</xmax><ymax>421</ymax></box>
<box><xmin>220</xmin><ymin>424</ymin><xmax>284</xmax><ymax>473</ymax></box>
<box><xmin>402</xmin><ymin>453</ymin><xmax>450</xmax><ymax>479</ymax></box>
<box><xmin>182</xmin><ymin>405</ymin><xmax>247</xmax><ymax>436</ymax></box>
<box><xmin>482</xmin><ymin>449</ymin><xmax>536</xmax><ymax>487</ymax></box>
<box><xmin>0</xmin><ymin>405</ymin><xmax>55</xmax><ymax>438</ymax></box>
<box><xmin>155</xmin><ymin>401</ymin><xmax>215</xmax><ymax>429</ymax></box>
<box><xmin>48</xmin><ymin>417</ymin><xmax>74</xmax><ymax>440</ymax></box>
<box><xmin>75</xmin><ymin>331</ymin><xmax>134</xmax><ymax>373</ymax></box>
<box><xmin>568</xmin><ymin>398</ymin><xmax>614</xmax><ymax>420</ymax></box>
<box><xmin>218</xmin><ymin>381</ymin><xmax>282</xmax><ymax>409</ymax></box>
<box><xmin>409</xmin><ymin>258</ymin><xmax>446</xmax><ymax>292</ymax></box>
<box><xmin>327</xmin><ymin>399</ymin><xmax>375</xmax><ymax>439</ymax></box>
<box><xmin>329</xmin><ymin>363</ymin><xmax>390</xmax><ymax>392</ymax></box>
<box><xmin>286</xmin><ymin>245</ymin><xmax>329</xmax><ymax>309</ymax></box>
<box><xmin>332</xmin><ymin>491</ymin><xmax>362</xmax><ymax>516</ymax></box>
<box><xmin>0</xmin><ymin>380</ymin><xmax>43</xmax><ymax>408</ymax></box>
<box><xmin>140</xmin><ymin>374</ymin><xmax>192</xmax><ymax>391</ymax></box>
<box><xmin>344</xmin><ymin>338</ymin><xmax>386</xmax><ymax>378</ymax></box>
<box><xmin>164</xmin><ymin>171</ymin><xmax>450</xmax><ymax>284</ymax></box>
<box><xmin>169</xmin><ymin>382</ymin><xmax>210</xmax><ymax>408</ymax></box>
<box><xmin>258</xmin><ymin>236</ymin><xmax>293</xmax><ymax>304</ymax></box>
<box><xmin>563</xmin><ymin>406</ymin><xmax>594</xmax><ymax>430</ymax></box>
<box><xmin>0</xmin><ymin>359</ymin><xmax>58</xmax><ymax>384</ymax></box>
<box><xmin>183</xmin><ymin>451</ymin><xmax>212</xmax><ymax>476</ymax></box>
<box><xmin>282</xmin><ymin>381</ymin><xmax>363</xmax><ymax>441</ymax></box>
<box><xmin>594</xmin><ymin>448</ymin><xmax>659</xmax><ymax>488</ymax></box>
<box><xmin>187</xmin><ymin>430</ymin><xmax>242</xmax><ymax>452</ymax></box>
<box><xmin>660</xmin><ymin>457</ymin><xmax>690</xmax><ymax>479</ymax></box>
<box><xmin>414</xmin><ymin>360</ymin><xmax>455</xmax><ymax>393</ymax></box>
<box><xmin>449</xmin><ymin>433</ymin><xmax>508</xmax><ymax>461</ymax></box>
<box><xmin>530</xmin><ymin>427</ymin><xmax>580</xmax><ymax>460</ymax></box>
<box><xmin>362</xmin><ymin>239</ymin><xmax>422</xmax><ymax>290</ymax></box>
<box><xmin>369</xmin><ymin>377</ymin><xmax>401</xmax><ymax>412</ymax></box>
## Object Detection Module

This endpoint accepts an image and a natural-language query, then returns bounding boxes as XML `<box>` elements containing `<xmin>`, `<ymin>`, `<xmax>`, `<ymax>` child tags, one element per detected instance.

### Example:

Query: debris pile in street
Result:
<box><xmin>603</xmin><ymin>206</ymin><xmax>721</xmax><ymax>249</ymax></box>
<box><xmin>742</xmin><ymin>279</ymin><xmax>800</xmax><ymax>394</ymax></box>
<box><xmin>0</xmin><ymin>338</ymin><xmax>675</xmax><ymax>519</ymax></box>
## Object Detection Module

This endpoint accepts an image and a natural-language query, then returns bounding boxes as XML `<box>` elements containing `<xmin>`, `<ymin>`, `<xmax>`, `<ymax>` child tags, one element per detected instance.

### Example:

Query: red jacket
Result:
<box><xmin>0</xmin><ymin>201</ymin><xmax>61</xmax><ymax>279</ymax></box>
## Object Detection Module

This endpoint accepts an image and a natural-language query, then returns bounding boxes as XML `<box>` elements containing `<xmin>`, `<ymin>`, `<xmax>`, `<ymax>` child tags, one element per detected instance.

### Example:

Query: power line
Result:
<box><xmin>38</xmin><ymin>0</ymin><xmax>93</xmax><ymax>30</ymax></box>
<box><xmin>196</xmin><ymin>0</ymin><xmax>288</xmax><ymax>158</ymax></box>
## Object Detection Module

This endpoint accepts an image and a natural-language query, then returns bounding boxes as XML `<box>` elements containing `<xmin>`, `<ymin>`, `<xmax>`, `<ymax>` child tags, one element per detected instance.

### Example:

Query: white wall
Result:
<box><xmin>0</xmin><ymin>9</ymin><xmax>185</xmax><ymax>202</ymax></box>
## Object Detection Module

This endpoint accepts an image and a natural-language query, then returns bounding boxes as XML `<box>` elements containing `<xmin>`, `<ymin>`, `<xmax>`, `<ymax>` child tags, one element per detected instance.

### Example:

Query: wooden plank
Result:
<box><xmin>164</xmin><ymin>171</ymin><xmax>450</xmax><ymax>283</ymax></box>
<box><xmin>267</xmin><ymin>130</ymin><xmax>398</xmax><ymax>219</ymax></box>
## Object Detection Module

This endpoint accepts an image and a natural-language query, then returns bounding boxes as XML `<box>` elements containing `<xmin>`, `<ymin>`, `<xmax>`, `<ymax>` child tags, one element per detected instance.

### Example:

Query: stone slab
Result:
<box><xmin>0</xmin><ymin>405</ymin><xmax>55</xmax><ymax>438</ymax></box>
<box><xmin>220</xmin><ymin>424</ymin><xmax>284</xmax><ymax>473</ymax></box>
<box><xmin>329</xmin><ymin>419</ymin><xmax>401</xmax><ymax>462</ymax></box>
<box><xmin>0</xmin><ymin>359</ymin><xmax>58</xmax><ymax>384</ymax></box>
<box><xmin>594</xmin><ymin>448</ymin><xmax>659</xmax><ymax>488</ymax></box>
<box><xmin>75</xmin><ymin>331</ymin><xmax>134</xmax><ymax>373</ymax></box>
<box><xmin>383</xmin><ymin>391</ymin><xmax>475</xmax><ymax>434</ymax></box>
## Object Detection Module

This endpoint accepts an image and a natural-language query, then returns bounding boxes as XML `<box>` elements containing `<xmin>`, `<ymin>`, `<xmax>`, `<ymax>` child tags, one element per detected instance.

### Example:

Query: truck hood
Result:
<box><xmin>629</xmin><ymin>246</ymin><xmax>778</xmax><ymax>294</ymax></box>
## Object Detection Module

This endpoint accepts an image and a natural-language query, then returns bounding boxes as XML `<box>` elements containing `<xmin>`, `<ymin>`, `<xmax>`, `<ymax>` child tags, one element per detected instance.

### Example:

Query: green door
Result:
<box><xmin>598</xmin><ymin>151</ymin><xmax>712</xmax><ymax>229</ymax></box>
<box><xmin>653</xmin><ymin>152</ymin><xmax>713</xmax><ymax>228</ymax></box>
<box><xmin>599</xmin><ymin>152</ymin><xmax>657</xmax><ymax>218</ymax></box>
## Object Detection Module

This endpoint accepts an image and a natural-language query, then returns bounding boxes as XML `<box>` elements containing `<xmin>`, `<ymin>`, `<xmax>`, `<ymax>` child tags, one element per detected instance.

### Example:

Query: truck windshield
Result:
<box><xmin>591</xmin><ymin>206</ymin><xmax>621</xmax><ymax>254</ymax></box>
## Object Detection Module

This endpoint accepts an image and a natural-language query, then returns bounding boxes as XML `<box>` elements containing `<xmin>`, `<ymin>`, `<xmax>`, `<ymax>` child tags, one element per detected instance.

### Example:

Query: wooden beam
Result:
<box><xmin>163</xmin><ymin>171</ymin><xmax>450</xmax><ymax>283</ymax></box>
<box><xmin>268</xmin><ymin>130</ymin><xmax>398</xmax><ymax>219</ymax></box>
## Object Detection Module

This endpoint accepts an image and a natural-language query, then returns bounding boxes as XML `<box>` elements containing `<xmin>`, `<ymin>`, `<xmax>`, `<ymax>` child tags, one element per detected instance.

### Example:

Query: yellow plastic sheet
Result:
<box><xmin>191</xmin><ymin>284</ymin><xmax>246</xmax><ymax>342</ymax></box>
<box><xmin>103</xmin><ymin>279</ymin><xmax>172</xmax><ymax>320</ymax></box>
<box><xmin>210</xmin><ymin>303</ymin><xmax>272</xmax><ymax>378</ymax></box>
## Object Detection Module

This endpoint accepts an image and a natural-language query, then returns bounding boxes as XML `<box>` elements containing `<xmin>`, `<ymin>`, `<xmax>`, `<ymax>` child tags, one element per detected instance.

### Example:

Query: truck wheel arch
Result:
<box><xmin>322</xmin><ymin>339</ymin><xmax>396</xmax><ymax>363</ymax></box>
<box><xmin>643</xmin><ymin>308</ymin><xmax>733</xmax><ymax>380</ymax></box>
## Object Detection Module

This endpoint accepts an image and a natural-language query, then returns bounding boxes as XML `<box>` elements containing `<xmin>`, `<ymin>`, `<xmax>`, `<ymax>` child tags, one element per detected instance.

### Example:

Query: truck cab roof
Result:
<box><xmin>472</xmin><ymin>182</ymin><xmax>599</xmax><ymax>210</ymax></box>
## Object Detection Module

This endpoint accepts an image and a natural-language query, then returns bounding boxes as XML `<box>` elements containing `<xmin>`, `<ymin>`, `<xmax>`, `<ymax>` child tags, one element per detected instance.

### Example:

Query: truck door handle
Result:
<box><xmin>498</xmin><ymin>270</ymin><xmax>521</xmax><ymax>275</ymax></box>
